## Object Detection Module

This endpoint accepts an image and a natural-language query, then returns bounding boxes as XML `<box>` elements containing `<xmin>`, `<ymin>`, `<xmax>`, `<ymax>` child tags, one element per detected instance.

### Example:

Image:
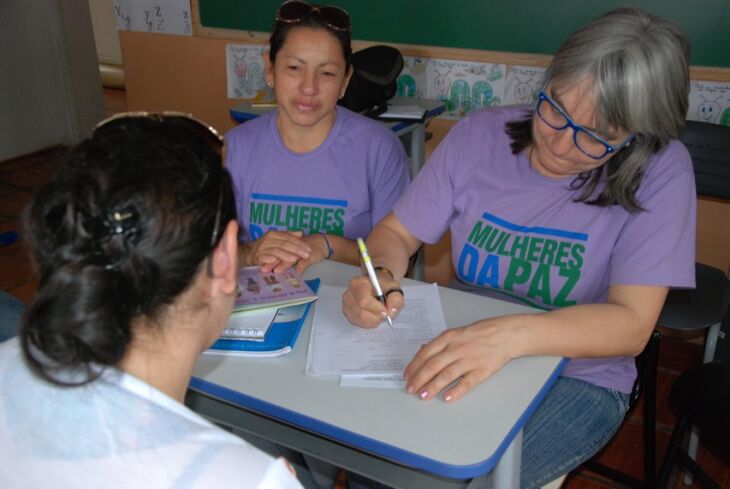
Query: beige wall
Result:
<box><xmin>88</xmin><ymin>0</ymin><xmax>122</xmax><ymax>65</ymax></box>
<box><xmin>696</xmin><ymin>199</ymin><xmax>730</xmax><ymax>275</ymax></box>
<box><xmin>0</xmin><ymin>0</ymin><xmax>104</xmax><ymax>160</ymax></box>
<box><xmin>121</xmin><ymin>31</ymin><xmax>254</xmax><ymax>134</ymax></box>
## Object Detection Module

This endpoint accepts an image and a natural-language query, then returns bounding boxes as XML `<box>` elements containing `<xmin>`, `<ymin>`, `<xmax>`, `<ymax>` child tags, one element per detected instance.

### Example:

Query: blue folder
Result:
<box><xmin>206</xmin><ymin>278</ymin><xmax>320</xmax><ymax>355</ymax></box>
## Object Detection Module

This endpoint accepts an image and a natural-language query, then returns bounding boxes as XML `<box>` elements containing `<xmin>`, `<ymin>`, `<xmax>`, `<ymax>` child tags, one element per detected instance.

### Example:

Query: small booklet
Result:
<box><xmin>205</xmin><ymin>278</ymin><xmax>320</xmax><ymax>357</ymax></box>
<box><xmin>378</xmin><ymin>104</ymin><xmax>426</xmax><ymax>120</ymax></box>
<box><xmin>233</xmin><ymin>267</ymin><xmax>317</xmax><ymax>315</ymax></box>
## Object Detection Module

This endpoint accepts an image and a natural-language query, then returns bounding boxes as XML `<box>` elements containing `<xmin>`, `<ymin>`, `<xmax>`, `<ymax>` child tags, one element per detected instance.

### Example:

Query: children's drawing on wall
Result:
<box><xmin>397</xmin><ymin>56</ymin><xmax>427</xmax><ymax>98</ymax></box>
<box><xmin>687</xmin><ymin>81</ymin><xmax>730</xmax><ymax>127</ymax></box>
<box><xmin>433</xmin><ymin>69</ymin><xmax>452</xmax><ymax>100</ymax></box>
<box><xmin>112</xmin><ymin>0</ymin><xmax>192</xmax><ymax>36</ymax></box>
<box><xmin>426</xmin><ymin>59</ymin><xmax>505</xmax><ymax>119</ymax></box>
<box><xmin>504</xmin><ymin>66</ymin><xmax>545</xmax><ymax>106</ymax></box>
<box><xmin>696</xmin><ymin>94</ymin><xmax>722</xmax><ymax>123</ymax></box>
<box><xmin>226</xmin><ymin>45</ymin><xmax>268</xmax><ymax>99</ymax></box>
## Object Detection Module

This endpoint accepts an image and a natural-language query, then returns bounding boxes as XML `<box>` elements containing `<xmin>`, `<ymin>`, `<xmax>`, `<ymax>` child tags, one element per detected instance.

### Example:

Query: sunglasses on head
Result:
<box><xmin>94</xmin><ymin>111</ymin><xmax>223</xmax><ymax>155</ymax></box>
<box><xmin>276</xmin><ymin>0</ymin><xmax>351</xmax><ymax>32</ymax></box>
<box><xmin>94</xmin><ymin>111</ymin><xmax>226</xmax><ymax>249</ymax></box>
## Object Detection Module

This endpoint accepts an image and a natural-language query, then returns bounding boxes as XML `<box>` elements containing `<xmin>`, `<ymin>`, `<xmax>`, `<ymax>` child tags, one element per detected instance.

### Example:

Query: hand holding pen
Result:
<box><xmin>356</xmin><ymin>238</ymin><xmax>403</xmax><ymax>328</ymax></box>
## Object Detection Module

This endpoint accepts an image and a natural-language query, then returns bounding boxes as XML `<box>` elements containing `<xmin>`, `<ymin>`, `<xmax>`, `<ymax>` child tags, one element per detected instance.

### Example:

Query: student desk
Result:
<box><xmin>186</xmin><ymin>261</ymin><xmax>566</xmax><ymax>488</ymax></box>
<box><xmin>228</xmin><ymin>96</ymin><xmax>445</xmax><ymax>281</ymax></box>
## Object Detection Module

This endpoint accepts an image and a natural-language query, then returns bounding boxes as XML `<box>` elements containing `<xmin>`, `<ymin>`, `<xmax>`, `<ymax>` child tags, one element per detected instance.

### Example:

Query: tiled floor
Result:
<box><xmin>1</xmin><ymin>87</ymin><xmax>727</xmax><ymax>489</ymax></box>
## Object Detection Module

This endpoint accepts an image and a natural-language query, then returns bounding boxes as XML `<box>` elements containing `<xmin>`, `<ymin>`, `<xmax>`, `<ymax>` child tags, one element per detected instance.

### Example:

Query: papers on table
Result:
<box><xmin>305</xmin><ymin>284</ymin><xmax>448</xmax><ymax>387</ymax></box>
<box><xmin>339</xmin><ymin>374</ymin><xmax>406</xmax><ymax>389</ymax></box>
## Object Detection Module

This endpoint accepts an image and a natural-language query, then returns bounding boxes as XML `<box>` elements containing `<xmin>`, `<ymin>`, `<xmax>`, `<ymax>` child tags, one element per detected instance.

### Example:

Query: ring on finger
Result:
<box><xmin>385</xmin><ymin>287</ymin><xmax>404</xmax><ymax>299</ymax></box>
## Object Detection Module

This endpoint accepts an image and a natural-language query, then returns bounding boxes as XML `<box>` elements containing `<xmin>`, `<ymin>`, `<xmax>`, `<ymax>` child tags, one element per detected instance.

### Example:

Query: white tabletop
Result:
<box><xmin>190</xmin><ymin>260</ymin><xmax>564</xmax><ymax>479</ymax></box>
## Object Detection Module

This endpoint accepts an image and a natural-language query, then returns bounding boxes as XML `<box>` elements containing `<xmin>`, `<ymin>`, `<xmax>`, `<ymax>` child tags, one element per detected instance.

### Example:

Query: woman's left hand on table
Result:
<box><xmin>403</xmin><ymin>317</ymin><xmax>519</xmax><ymax>402</ymax></box>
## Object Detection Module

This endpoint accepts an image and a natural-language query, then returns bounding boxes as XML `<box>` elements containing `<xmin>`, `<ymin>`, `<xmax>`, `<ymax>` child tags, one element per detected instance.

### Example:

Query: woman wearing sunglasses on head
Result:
<box><xmin>0</xmin><ymin>115</ymin><xmax>302</xmax><ymax>488</ymax></box>
<box><xmin>344</xmin><ymin>8</ymin><xmax>695</xmax><ymax>488</ymax></box>
<box><xmin>226</xmin><ymin>0</ymin><xmax>410</xmax><ymax>274</ymax></box>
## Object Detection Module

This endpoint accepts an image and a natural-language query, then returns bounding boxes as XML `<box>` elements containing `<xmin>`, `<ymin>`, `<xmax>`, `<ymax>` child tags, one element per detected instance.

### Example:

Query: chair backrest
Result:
<box><xmin>679</xmin><ymin>120</ymin><xmax>730</xmax><ymax>200</ymax></box>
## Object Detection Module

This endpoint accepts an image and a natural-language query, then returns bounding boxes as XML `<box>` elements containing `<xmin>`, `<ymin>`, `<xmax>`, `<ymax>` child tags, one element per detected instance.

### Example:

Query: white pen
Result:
<box><xmin>356</xmin><ymin>238</ymin><xmax>393</xmax><ymax>328</ymax></box>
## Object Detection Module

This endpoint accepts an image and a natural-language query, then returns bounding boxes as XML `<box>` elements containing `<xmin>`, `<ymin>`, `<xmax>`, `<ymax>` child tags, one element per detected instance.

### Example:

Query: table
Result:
<box><xmin>186</xmin><ymin>261</ymin><xmax>565</xmax><ymax>488</ymax></box>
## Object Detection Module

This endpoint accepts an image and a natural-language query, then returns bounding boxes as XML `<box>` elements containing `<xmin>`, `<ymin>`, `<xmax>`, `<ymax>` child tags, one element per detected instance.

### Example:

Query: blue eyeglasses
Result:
<box><xmin>535</xmin><ymin>90</ymin><xmax>634</xmax><ymax>159</ymax></box>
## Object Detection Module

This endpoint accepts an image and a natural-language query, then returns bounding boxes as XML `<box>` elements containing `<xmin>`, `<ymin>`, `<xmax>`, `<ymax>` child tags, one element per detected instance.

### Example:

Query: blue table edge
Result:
<box><xmin>188</xmin><ymin>356</ymin><xmax>568</xmax><ymax>480</ymax></box>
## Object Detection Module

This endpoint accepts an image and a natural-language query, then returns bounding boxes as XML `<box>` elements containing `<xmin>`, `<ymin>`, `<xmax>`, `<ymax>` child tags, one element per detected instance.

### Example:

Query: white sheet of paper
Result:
<box><xmin>339</xmin><ymin>374</ymin><xmax>406</xmax><ymax>389</ymax></box>
<box><xmin>305</xmin><ymin>284</ymin><xmax>448</xmax><ymax>379</ymax></box>
<box><xmin>112</xmin><ymin>0</ymin><xmax>193</xmax><ymax>36</ymax></box>
<box><xmin>202</xmin><ymin>346</ymin><xmax>292</xmax><ymax>358</ymax></box>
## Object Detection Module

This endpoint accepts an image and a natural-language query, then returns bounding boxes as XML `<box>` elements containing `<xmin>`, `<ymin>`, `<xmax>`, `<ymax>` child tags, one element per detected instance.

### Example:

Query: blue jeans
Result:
<box><xmin>348</xmin><ymin>376</ymin><xmax>629</xmax><ymax>489</ymax></box>
<box><xmin>0</xmin><ymin>290</ymin><xmax>24</xmax><ymax>342</ymax></box>
<box><xmin>521</xmin><ymin>376</ymin><xmax>629</xmax><ymax>488</ymax></box>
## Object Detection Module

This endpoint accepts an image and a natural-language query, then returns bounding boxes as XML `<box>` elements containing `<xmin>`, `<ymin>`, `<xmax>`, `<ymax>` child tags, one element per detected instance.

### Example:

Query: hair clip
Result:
<box><xmin>81</xmin><ymin>205</ymin><xmax>140</xmax><ymax>270</ymax></box>
<box><xmin>102</xmin><ymin>206</ymin><xmax>139</xmax><ymax>239</ymax></box>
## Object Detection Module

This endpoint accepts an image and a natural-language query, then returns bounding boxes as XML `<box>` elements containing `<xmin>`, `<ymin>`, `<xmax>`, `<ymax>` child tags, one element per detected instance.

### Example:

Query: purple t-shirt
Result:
<box><xmin>394</xmin><ymin>105</ymin><xmax>697</xmax><ymax>393</ymax></box>
<box><xmin>225</xmin><ymin>105</ymin><xmax>410</xmax><ymax>241</ymax></box>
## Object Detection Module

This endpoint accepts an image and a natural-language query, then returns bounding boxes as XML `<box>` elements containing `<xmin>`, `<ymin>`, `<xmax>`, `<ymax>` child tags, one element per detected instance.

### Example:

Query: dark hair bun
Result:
<box><xmin>21</xmin><ymin>116</ymin><xmax>236</xmax><ymax>386</ymax></box>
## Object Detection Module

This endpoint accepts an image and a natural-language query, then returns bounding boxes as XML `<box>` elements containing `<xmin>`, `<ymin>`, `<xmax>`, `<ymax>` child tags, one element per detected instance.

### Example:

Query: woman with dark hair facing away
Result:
<box><xmin>0</xmin><ymin>115</ymin><xmax>302</xmax><ymax>488</ymax></box>
<box><xmin>343</xmin><ymin>8</ymin><xmax>695</xmax><ymax>488</ymax></box>
<box><xmin>226</xmin><ymin>0</ymin><xmax>410</xmax><ymax>274</ymax></box>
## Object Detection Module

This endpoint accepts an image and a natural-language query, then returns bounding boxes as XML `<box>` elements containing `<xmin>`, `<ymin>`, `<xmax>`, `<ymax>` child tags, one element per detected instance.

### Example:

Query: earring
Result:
<box><xmin>267</xmin><ymin>80</ymin><xmax>273</xmax><ymax>88</ymax></box>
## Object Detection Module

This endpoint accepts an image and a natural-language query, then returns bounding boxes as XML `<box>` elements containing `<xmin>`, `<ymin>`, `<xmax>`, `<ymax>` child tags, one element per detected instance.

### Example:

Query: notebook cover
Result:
<box><xmin>233</xmin><ymin>267</ymin><xmax>317</xmax><ymax>314</ymax></box>
<box><xmin>206</xmin><ymin>278</ymin><xmax>320</xmax><ymax>355</ymax></box>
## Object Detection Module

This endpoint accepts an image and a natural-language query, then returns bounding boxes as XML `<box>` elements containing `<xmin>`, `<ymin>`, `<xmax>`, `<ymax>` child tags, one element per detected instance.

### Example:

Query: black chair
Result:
<box><xmin>679</xmin><ymin>120</ymin><xmax>730</xmax><ymax>202</ymax></box>
<box><xmin>658</xmin><ymin>120</ymin><xmax>730</xmax><ymax>363</ymax></box>
<box><xmin>659</xmin><ymin>264</ymin><xmax>730</xmax><ymax>363</ymax></box>
<box><xmin>578</xmin><ymin>120</ymin><xmax>730</xmax><ymax>488</ymax></box>
<box><xmin>655</xmin><ymin>120</ymin><xmax>730</xmax><ymax>482</ymax></box>
<box><xmin>579</xmin><ymin>330</ymin><xmax>662</xmax><ymax>488</ymax></box>
<box><xmin>657</xmin><ymin>361</ymin><xmax>730</xmax><ymax>489</ymax></box>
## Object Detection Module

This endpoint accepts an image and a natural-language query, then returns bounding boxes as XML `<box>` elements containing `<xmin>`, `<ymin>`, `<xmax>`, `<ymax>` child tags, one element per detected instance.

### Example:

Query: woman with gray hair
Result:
<box><xmin>343</xmin><ymin>7</ymin><xmax>695</xmax><ymax>488</ymax></box>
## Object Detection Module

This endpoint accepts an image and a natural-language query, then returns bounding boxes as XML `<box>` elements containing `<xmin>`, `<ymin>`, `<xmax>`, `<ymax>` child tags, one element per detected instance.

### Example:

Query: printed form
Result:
<box><xmin>305</xmin><ymin>284</ymin><xmax>448</xmax><ymax>388</ymax></box>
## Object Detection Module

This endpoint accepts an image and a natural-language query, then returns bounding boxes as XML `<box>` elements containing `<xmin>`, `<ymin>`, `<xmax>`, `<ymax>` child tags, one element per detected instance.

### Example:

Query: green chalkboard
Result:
<box><xmin>199</xmin><ymin>0</ymin><xmax>730</xmax><ymax>68</ymax></box>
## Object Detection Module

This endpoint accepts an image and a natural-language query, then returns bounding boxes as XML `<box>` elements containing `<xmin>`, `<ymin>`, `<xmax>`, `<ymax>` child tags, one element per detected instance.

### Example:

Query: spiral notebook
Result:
<box><xmin>205</xmin><ymin>278</ymin><xmax>320</xmax><ymax>357</ymax></box>
<box><xmin>220</xmin><ymin>307</ymin><xmax>279</xmax><ymax>342</ymax></box>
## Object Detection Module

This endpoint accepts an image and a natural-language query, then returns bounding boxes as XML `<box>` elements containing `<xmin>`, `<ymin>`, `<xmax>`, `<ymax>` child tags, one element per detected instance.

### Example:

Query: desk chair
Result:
<box><xmin>577</xmin><ymin>119</ymin><xmax>730</xmax><ymax>487</ymax></box>
<box><xmin>657</xmin><ymin>361</ymin><xmax>730</xmax><ymax>489</ymax></box>
<box><xmin>658</xmin><ymin>119</ymin><xmax>730</xmax><ymax>361</ymax></box>
<box><xmin>656</xmin><ymin>119</ymin><xmax>730</xmax><ymax>482</ymax></box>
